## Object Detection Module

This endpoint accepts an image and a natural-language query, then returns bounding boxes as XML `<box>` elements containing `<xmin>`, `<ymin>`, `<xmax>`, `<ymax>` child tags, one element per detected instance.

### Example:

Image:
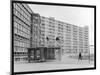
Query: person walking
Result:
<box><xmin>78</xmin><ymin>52</ymin><xmax>82</xmax><ymax>61</ymax></box>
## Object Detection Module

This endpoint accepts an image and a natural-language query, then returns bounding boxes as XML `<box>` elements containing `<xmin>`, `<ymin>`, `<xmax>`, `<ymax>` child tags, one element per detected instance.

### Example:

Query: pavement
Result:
<box><xmin>14</xmin><ymin>54</ymin><xmax>94</xmax><ymax>72</ymax></box>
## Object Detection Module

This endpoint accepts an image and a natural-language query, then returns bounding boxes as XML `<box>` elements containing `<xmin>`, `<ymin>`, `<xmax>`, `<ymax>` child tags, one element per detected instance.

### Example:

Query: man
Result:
<box><xmin>78</xmin><ymin>52</ymin><xmax>82</xmax><ymax>61</ymax></box>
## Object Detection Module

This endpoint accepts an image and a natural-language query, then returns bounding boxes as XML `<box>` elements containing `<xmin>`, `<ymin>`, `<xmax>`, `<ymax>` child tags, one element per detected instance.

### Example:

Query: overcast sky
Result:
<box><xmin>28</xmin><ymin>4</ymin><xmax>94</xmax><ymax>45</ymax></box>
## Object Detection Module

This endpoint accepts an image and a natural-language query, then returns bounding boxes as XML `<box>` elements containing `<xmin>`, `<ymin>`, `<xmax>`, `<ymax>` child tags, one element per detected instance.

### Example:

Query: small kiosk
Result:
<box><xmin>27</xmin><ymin>47</ymin><xmax>47</xmax><ymax>63</ymax></box>
<box><xmin>27</xmin><ymin>47</ymin><xmax>61</xmax><ymax>63</ymax></box>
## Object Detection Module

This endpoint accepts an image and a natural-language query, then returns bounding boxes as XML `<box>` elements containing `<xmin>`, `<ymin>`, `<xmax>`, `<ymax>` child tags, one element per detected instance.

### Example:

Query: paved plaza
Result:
<box><xmin>14</xmin><ymin>54</ymin><xmax>94</xmax><ymax>72</ymax></box>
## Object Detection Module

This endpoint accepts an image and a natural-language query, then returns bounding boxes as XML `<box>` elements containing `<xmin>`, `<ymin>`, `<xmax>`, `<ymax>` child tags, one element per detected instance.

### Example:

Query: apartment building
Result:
<box><xmin>63</xmin><ymin>24</ymin><xmax>89</xmax><ymax>54</ymax></box>
<box><xmin>13</xmin><ymin>3</ymin><xmax>32</xmax><ymax>62</ymax></box>
<box><xmin>13</xmin><ymin>3</ymin><xmax>43</xmax><ymax>62</ymax></box>
<box><xmin>40</xmin><ymin>16</ymin><xmax>89</xmax><ymax>55</ymax></box>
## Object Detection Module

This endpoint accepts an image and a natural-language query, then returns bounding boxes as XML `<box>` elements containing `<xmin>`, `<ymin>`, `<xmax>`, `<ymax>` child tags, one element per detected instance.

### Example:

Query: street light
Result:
<box><xmin>56</xmin><ymin>37</ymin><xmax>60</xmax><ymax>41</ymax></box>
<box><xmin>46</xmin><ymin>37</ymin><xmax>49</xmax><ymax>41</ymax></box>
<box><xmin>55</xmin><ymin>37</ymin><xmax>62</xmax><ymax>61</ymax></box>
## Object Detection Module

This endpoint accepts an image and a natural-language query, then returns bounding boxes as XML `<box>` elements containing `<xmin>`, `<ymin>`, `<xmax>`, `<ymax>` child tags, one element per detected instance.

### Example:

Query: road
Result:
<box><xmin>14</xmin><ymin>54</ymin><xmax>94</xmax><ymax>72</ymax></box>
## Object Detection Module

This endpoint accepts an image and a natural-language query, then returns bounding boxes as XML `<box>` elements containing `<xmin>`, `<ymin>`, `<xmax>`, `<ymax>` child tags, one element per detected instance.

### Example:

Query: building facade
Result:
<box><xmin>13</xmin><ymin>3</ymin><xmax>43</xmax><ymax>62</ymax></box>
<box><xmin>13</xmin><ymin>3</ymin><xmax>32</xmax><ymax>62</ymax></box>
<box><xmin>40</xmin><ymin>16</ymin><xmax>89</xmax><ymax>55</ymax></box>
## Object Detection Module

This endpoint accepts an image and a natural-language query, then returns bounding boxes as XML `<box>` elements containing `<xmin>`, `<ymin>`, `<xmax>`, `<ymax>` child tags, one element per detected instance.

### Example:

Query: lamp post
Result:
<box><xmin>46</xmin><ymin>36</ymin><xmax>50</xmax><ymax>59</ymax></box>
<box><xmin>56</xmin><ymin>37</ymin><xmax>61</xmax><ymax>61</ymax></box>
<box><xmin>46</xmin><ymin>37</ymin><xmax>49</xmax><ymax>47</ymax></box>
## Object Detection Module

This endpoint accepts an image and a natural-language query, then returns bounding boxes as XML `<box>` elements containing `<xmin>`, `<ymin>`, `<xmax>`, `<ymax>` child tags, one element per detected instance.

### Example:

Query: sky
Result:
<box><xmin>28</xmin><ymin>4</ymin><xmax>94</xmax><ymax>45</ymax></box>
